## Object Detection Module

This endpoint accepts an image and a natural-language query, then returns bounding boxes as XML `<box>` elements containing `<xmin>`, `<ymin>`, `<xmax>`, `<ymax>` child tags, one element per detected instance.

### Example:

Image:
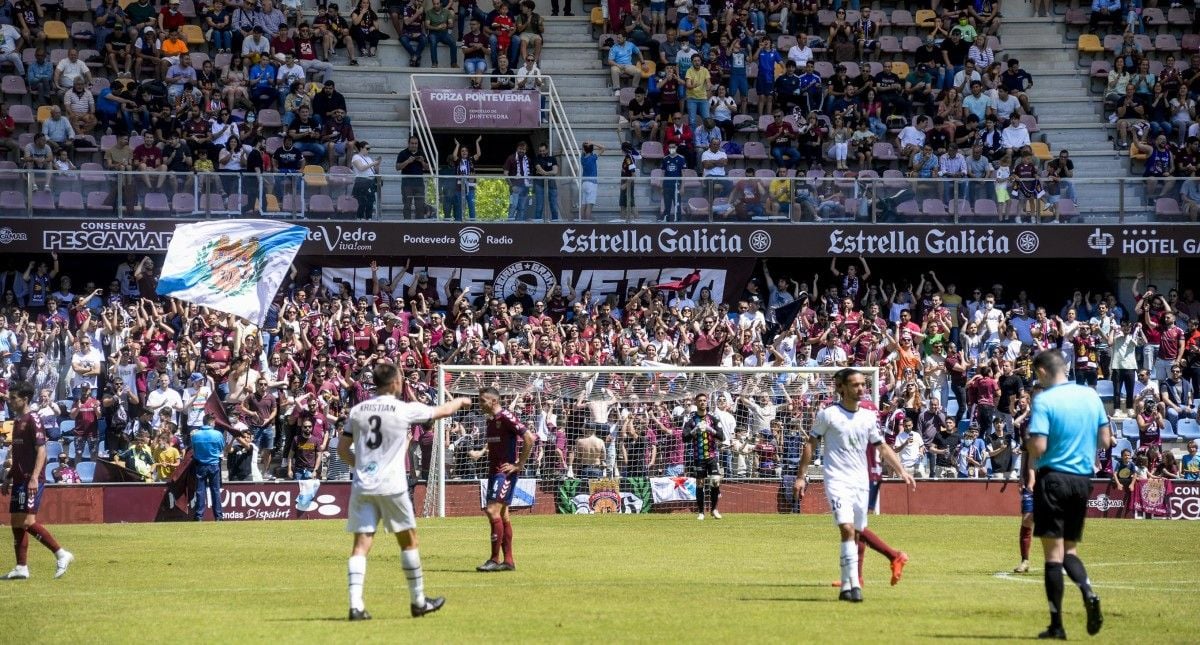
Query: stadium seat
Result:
<box><xmin>921</xmin><ymin>198</ymin><xmax>948</xmax><ymax>219</ymax></box>
<box><xmin>1134</xmin><ymin>34</ymin><xmax>1155</xmax><ymax>53</ymax></box>
<box><xmin>328</xmin><ymin>165</ymin><xmax>353</xmax><ymax>194</ymax></box>
<box><xmin>1078</xmin><ymin>34</ymin><xmax>1104</xmax><ymax>65</ymax></box>
<box><xmin>58</xmin><ymin>191</ymin><xmax>85</xmax><ymax>214</ymax></box>
<box><xmin>914</xmin><ymin>9</ymin><xmax>936</xmax><ymax>28</ymax></box>
<box><xmin>817</xmin><ymin>9</ymin><xmax>835</xmax><ymax>27</ymax></box>
<box><xmin>777</xmin><ymin>35</ymin><xmax>797</xmax><ymax>52</ymax></box>
<box><xmin>309</xmin><ymin>194</ymin><xmax>336</xmax><ymax>217</ymax></box>
<box><xmin>1161</xmin><ymin>423</ymin><xmax>1181</xmax><ymax>442</ymax></box>
<box><xmin>1183</xmin><ymin>34</ymin><xmax>1200</xmax><ymax>54</ymax></box>
<box><xmin>43</xmin><ymin>20</ymin><xmax>70</xmax><ymax>43</ymax></box>
<box><xmin>891</xmin><ymin>61</ymin><xmax>910</xmax><ymax>77</ymax></box>
<box><xmin>841</xmin><ymin>62</ymin><xmax>860</xmax><ymax>79</ymax></box>
<box><xmin>178</xmin><ymin>0</ymin><xmax>197</xmax><ymax>18</ymax></box>
<box><xmin>1142</xmin><ymin>7</ymin><xmax>1166</xmax><ymax>31</ymax></box>
<box><xmin>85</xmin><ymin>190</ymin><xmax>112</xmax><ymax>214</ymax></box>
<box><xmin>1088</xmin><ymin>60</ymin><xmax>1112</xmax><ymax>92</ymax></box>
<box><xmin>171</xmin><ymin>192</ymin><xmax>196</xmax><ymax>216</ymax></box>
<box><xmin>684</xmin><ymin>197</ymin><xmax>711</xmax><ymax>220</ymax></box>
<box><xmin>1155</xmin><ymin>34</ymin><xmax>1180</xmax><ymax>55</ymax></box>
<box><xmin>262</xmin><ymin>193</ymin><xmax>281</xmax><ymax>213</ymax></box>
<box><xmin>742</xmin><ymin>141</ymin><xmax>769</xmax><ymax>162</ymax></box>
<box><xmin>70</xmin><ymin>21</ymin><xmax>94</xmax><ymax>45</ymax></box>
<box><xmin>890</xmin><ymin>9</ymin><xmax>915</xmax><ymax>33</ymax></box>
<box><xmin>46</xmin><ymin>441</ymin><xmax>63</xmax><ymax>460</ymax></box>
<box><xmin>757</xmin><ymin>114</ymin><xmax>774</xmax><ymax>132</ymax></box>
<box><xmin>900</xmin><ymin>36</ymin><xmax>922</xmax><ymax>53</ymax></box>
<box><xmin>1029</xmin><ymin>141</ymin><xmax>1051</xmax><ymax>162</ymax></box>
<box><xmin>589</xmin><ymin>7</ymin><xmax>605</xmax><ymax>38</ymax></box>
<box><xmin>303</xmin><ymin>165</ymin><xmax>328</xmax><ymax>191</ymax></box>
<box><xmin>1168</xmin><ymin>7</ymin><xmax>1193</xmax><ymax>28</ymax></box>
<box><xmin>814</xmin><ymin>61</ymin><xmax>834</xmax><ymax>79</ymax></box>
<box><xmin>76</xmin><ymin>461</ymin><xmax>97</xmax><ymax>483</ymax></box>
<box><xmin>972</xmin><ymin>199</ymin><xmax>999</xmax><ymax>221</ymax></box>
<box><xmin>1155</xmin><ymin>197</ymin><xmax>1185</xmax><ymax>221</ymax></box>
<box><xmin>1056</xmin><ymin>199</ymin><xmax>1079</xmax><ymax>222</ymax></box>
<box><xmin>1113</xmin><ymin>438</ymin><xmax>1133</xmax><ymax>456</ymax></box>
<box><xmin>335</xmin><ymin>195</ymin><xmax>358</xmax><ymax>216</ymax></box>
<box><xmin>1065</xmin><ymin>8</ymin><xmax>1089</xmax><ymax>40</ymax></box>
<box><xmin>871</xmin><ymin>141</ymin><xmax>898</xmax><ymax>164</ymax></box>
<box><xmin>214</xmin><ymin>52</ymin><xmax>233</xmax><ymax>69</ymax></box>
<box><xmin>7</xmin><ymin>103</ymin><xmax>32</xmax><ymax>126</ymax></box>
<box><xmin>181</xmin><ymin>24</ymin><xmax>205</xmax><ymax>46</ymax></box>
<box><xmin>1177</xmin><ymin>418</ymin><xmax>1200</xmax><ymax>440</ymax></box>
<box><xmin>639</xmin><ymin>140</ymin><xmax>663</xmax><ymax>162</ymax></box>
<box><xmin>1020</xmin><ymin>114</ymin><xmax>1040</xmax><ymax>134</ymax></box>
<box><xmin>1095</xmin><ymin>380</ymin><xmax>1114</xmax><ymax>398</ymax></box>
<box><xmin>264</xmin><ymin>136</ymin><xmax>283</xmax><ymax>155</ymax></box>
<box><xmin>257</xmin><ymin>109</ymin><xmax>283</xmax><ymax>129</ymax></box>
<box><xmin>36</xmin><ymin>105</ymin><xmax>52</xmax><ymax>123</ymax></box>
<box><xmin>142</xmin><ymin>192</ymin><xmax>170</xmax><ymax>216</ymax></box>
<box><xmin>0</xmin><ymin>190</ymin><xmax>24</xmax><ymax>214</ymax></box>
<box><xmin>31</xmin><ymin>190</ymin><xmax>55</xmax><ymax>213</ymax></box>
<box><xmin>2</xmin><ymin>73</ymin><xmax>27</xmax><ymax>102</ymax></box>
<box><xmin>947</xmin><ymin>198</ymin><xmax>972</xmax><ymax>217</ymax></box>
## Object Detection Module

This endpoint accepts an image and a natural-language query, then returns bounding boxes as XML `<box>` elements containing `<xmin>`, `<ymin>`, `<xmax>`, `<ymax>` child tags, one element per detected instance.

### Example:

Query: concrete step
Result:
<box><xmin>1039</xmin><ymin>127</ymin><xmax>1113</xmax><ymax>147</ymax></box>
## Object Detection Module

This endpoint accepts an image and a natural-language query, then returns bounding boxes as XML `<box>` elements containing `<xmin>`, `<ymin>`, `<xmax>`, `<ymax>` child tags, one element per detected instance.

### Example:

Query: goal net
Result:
<box><xmin>422</xmin><ymin>366</ymin><xmax>880</xmax><ymax>518</ymax></box>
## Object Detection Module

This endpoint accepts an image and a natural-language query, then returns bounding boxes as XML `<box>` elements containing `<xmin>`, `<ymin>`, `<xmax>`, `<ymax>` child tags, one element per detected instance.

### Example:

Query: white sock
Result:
<box><xmin>840</xmin><ymin>540</ymin><xmax>858</xmax><ymax>591</ymax></box>
<box><xmin>401</xmin><ymin>549</ymin><xmax>426</xmax><ymax>606</ymax></box>
<box><xmin>347</xmin><ymin>555</ymin><xmax>367</xmax><ymax>611</ymax></box>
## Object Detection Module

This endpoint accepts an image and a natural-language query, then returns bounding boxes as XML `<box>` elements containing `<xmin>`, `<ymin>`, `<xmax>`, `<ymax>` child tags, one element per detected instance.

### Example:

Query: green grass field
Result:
<box><xmin>0</xmin><ymin>514</ymin><xmax>1195</xmax><ymax>644</ymax></box>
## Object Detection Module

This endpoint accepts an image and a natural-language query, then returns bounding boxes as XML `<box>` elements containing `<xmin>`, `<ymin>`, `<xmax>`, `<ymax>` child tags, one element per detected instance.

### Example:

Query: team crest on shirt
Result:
<box><xmin>195</xmin><ymin>235</ymin><xmax>265</xmax><ymax>297</ymax></box>
<box><xmin>363</xmin><ymin>462</ymin><xmax>379</xmax><ymax>475</ymax></box>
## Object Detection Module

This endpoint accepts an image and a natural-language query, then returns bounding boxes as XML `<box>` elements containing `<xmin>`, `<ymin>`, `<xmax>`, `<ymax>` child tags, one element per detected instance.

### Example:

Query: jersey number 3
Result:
<box><xmin>365</xmin><ymin>415</ymin><xmax>382</xmax><ymax>449</ymax></box>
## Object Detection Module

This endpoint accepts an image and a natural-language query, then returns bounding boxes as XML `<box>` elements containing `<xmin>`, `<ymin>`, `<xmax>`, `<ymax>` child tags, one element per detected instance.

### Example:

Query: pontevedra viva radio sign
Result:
<box><xmin>416</xmin><ymin>89</ymin><xmax>541</xmax><ymax>129</ymax></box>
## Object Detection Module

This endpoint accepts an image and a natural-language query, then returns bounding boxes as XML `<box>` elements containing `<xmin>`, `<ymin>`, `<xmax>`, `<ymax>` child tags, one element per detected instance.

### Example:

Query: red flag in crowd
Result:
<box><xmin>653</xmin><ymin>269</ymin><xmax>702</xmax><ymax>292</ymax></box>
<box><xmin>204</xmin><ymin>390</ymin><xmax>236</xmax><ymax>433</ymax></box>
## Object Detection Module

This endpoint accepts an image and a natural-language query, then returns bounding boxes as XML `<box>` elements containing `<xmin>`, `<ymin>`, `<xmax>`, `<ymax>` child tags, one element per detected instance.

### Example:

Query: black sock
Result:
<box><xmin>696</xmin><ymin>485</ymin><xmax>705</xmax><ymax>514</ymax></box>
<box><xmin>710</xmin><ymin>485</ymin><xmax>720</xmax><ymax>512</ymax></box>
<box><xmin>1044</xmin><ymin>562</ymin><xmax>1065</xmax><ymax>629</ymax></box>
<box><xmin>1063</xmin><ymin>553</ymin><xmax>1094</xmax><ymax>598</ymax></box>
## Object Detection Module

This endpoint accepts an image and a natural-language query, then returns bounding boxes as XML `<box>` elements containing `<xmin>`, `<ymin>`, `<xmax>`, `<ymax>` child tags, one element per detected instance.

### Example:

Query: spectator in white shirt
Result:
<box><xmin>53</xmin><ymin>48</ymin><xmax>92</xmax><ymax>93</ymax></box>
<box><xmin>787</xmin><ymin>34</ymin><xmax>813</xmax><ymax>67</ymax></box>
<box><xmin>897</xmin><ymin>117</ymin><xmax>928</xmax><ymax>158</ymax></box>
<box><xmin>1000</xmin><ymin>119</ymin><xmax>1030</xmax><ymax>151</ymax></box>
<box><xmin>815</xmin><ymin>333</ymin><xmax>849</xmax><ymax>366</ymax></box>
<box><xmin>145</xmin><ymin>373</ymin><xmax>185</xmax><ymax>428</ymax></box>
<box><xmin>991</xmin><ymin>86</ymin><xmax>1022</xmax><ymax>122</ymax></box>
<box><xmin>951</xmin><ymin>59</ymin><xmax>982</xmax><ymax>93</ymax></box>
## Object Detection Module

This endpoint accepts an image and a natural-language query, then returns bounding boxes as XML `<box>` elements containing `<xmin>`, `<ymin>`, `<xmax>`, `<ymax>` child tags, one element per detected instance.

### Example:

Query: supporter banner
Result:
<box><xmin>556</xmin><ymin>477</ymin><xmax>651</xmax><ymax>514</ymax></box>
<box><xmin>650</xmin><ymin>476</ymin><xmax>697</xmax><ymax>503</ymax></box>
<box><xmin>1131</xmin><ymin>478</ymin><xmax>1172</xmax><ymax>518</ymax></box>
<box><xmin>6</xmin><ymin>220</ymin><xmax>1200</xmax><ymax>258</ymax></box>
<box><xmin>415</xmin><ymin>88</ymin><xmax>541</xmax><ymax>129</ymax></box>
<box><xmin>321</xmin><ymin>259</ymin><xmax>752</xmax><ymax>307</ymax></box>
<box><xmin>477</xmin><ymin>477</ymin><xmax>538</xmax><ymax>509</ymax></box>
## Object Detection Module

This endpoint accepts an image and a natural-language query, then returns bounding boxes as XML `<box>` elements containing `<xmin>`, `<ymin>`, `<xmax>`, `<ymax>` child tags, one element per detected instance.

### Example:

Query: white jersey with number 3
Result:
<box><xmin>346</xmin><ymin>394</ymin><xmax>434</xmax><ymax>496</ymax></box>
<box><xmin>811</xmin><ymin>404</ymin><xmax>883</xmax><ymax>489</ymax></box>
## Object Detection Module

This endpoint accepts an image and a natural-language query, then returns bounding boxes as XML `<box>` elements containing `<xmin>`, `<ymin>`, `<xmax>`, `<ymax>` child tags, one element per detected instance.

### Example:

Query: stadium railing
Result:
<box><xmin>0</xmin><ymin>169</ymin><xmax>1196</xmax><ymax>223</ymax></box>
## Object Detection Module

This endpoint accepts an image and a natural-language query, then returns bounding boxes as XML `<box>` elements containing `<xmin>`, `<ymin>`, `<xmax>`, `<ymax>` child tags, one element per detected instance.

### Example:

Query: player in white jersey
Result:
<box><xmin>795</xmin><ymin>368</ymin><xmax>915</xmax><ymax>602</ymax></box>
<box><xmin>337</xmin><ymin>362</ymin><xmax>472</xmax><ymax>622</ymax></box>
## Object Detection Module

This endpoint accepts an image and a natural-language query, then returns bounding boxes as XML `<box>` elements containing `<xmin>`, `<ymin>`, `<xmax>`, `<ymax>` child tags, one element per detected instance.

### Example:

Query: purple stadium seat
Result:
<box><xmin>639</xmin><ymin>141</ymin><xmax>663</xmax><ymax>162</ymax></box>
<box><xmin>1156</xmin><ymin>197</ymin><xmax>1184</xmax><ymax>221</ymax></box>
<box><xmin>2</xmin><ymin>75</ymin><xmax>28</xmax><ymax>101</ymax></box>
<box><xmin>31</xmin><ymin>189</ymin><xmax>55</xmax><ymax>213</ymax></box>
<box><xmin>86</xmin><ymin>191</ymin><xmax>112</xmax><ymax>214</ymax></box>
<box><xmin>143</xmin><ymin>192</ymin><xmax>171</xmax><ymax>217</ymax></box>
<box><xmin>972</xmin><ymin>199</ymin><xmax>999</xmax><ymax>220</ymax></box>
<box><xmin>0</xmin><ymin>190</ymin><xmax>26</xmax><ymax>214</ymax></box>
<box><xmin>309</xmin><ymin>194</ymin><xmax>336</xmax><ymax>217</ymax></box>
<box><xmin>8</xmin><ymin>104</ymin><xmax>33</xmax><ymax>126</ymax></box>
<box><xmin>172</xmin><ymin>192</ymin><xmax>196</xmax><ymax>216</ymax></box>
<box><xmin>57</xmin><ymin>191</ymin><xmax>85</xmax><ymax>214</ymax></box>
<box><xmin>336</xmin><ymin>195</ymin><xmax>358</xmax><ymax>216</ymax></box>
<box><xmin>742</xmin><ymin>141</ymin><xmax>769</xmax><ymax>162</ymax></box>
<box><xmin>684</xmin><ymin>197</ymin><xmax>711</xmax><ymax>220</ymax></box>
<box><xmin>1184</xmin><ymin>34</ymin><xmax>1200</xmax><ymax>54</ymax></box>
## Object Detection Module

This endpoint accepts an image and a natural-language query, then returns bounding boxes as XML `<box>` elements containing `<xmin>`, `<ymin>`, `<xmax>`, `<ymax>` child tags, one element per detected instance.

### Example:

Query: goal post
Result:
<box><xmin>423</xmin><ymin>365</ymin><xmax>880</xmax><ymax>518</ymax></box>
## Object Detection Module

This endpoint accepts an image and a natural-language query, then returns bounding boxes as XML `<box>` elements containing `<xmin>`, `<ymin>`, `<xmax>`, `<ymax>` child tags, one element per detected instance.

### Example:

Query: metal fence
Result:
<box><xmin>0</xmin><ymin>169</ymin><xmax>1195</xmax><ymax>223</ymax></box>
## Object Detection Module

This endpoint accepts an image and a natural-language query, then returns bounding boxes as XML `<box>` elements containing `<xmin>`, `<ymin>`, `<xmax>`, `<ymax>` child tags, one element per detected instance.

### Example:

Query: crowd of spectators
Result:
<box><xmin>1</xmin><ymin>254</ymin><xmax>1197</xmax><ymax>487</ymax></box>
<box><xmin>0</xmin><ymin>0</ymin><xmax>569</xmax><ymax>219</ymax></box>
<box><xmin>1086</xmin><ymin>9</ymin><xmax>1200</xmax><ymax>218</ymax></box>
<box><xmin>603</xmin><ymin>0</ymin><xmax>1089</xmax><ymax>222</ymax></box>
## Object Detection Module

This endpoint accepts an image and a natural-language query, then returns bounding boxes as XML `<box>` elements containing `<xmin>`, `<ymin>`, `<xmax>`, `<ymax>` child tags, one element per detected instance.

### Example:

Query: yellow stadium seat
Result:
<box><xmin>36</xmin><ymin>105</ymin><xmax>52</xmax><ymax>123</ymax></box>
<box><xmin>181</xmin><ymin>24</ymin><xmax>206</xmax><ymax>46</ymax></box>
<box><xmin>590</xmin><ymin>7</ymin><xmax>605</xmax><ymax>25</ymax></box>
<box><xmin>915</xmin><ymin>10</ymin><xmax>936</xmax><ymax>27</ymax></box>
<box><xmin>640</xmin><ymin>60</ymin><xmax>656</xmax><ymax>78</ymax></box>
<box><xmin>1129</xmin><ymin>141</ymin><xmax>1148</xmax><ymax>161</ymax></box>
<box><xmin>263</xmin><ymin>193</ymin><xmax>280</xmax><ymax>212</ymax></box>
<box><xmin>891</xmin><ymin>61</ymin><xmax>910</xmax><ymax>77</ymax></box>
<box><xmin>1029</xmin><ymin>141</ymin><xmax>1051</xmax><ymax>162</ymax></box>
<box><xmin>1077</xmin><ymin>34</ymin><xmax>1103</xmax><ymax>54</ymax></box>
<box><xmin>43</xmin><ymin>20</ymin><xmax>69</xmax><ymax>42</ymax></box>
<box><xmin>303</xmin><ymin>165</ymin><xmax>328</xmax><ymax>189</ymax></box>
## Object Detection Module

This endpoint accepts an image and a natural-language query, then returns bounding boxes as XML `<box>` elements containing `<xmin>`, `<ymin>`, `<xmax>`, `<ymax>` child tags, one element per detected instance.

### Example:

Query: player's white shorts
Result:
<box><xmin>826</xmin><ymin>485</ymin><xmax>869</xmax><ymax>531</ymax></box>
<box><xmin>345</xmin><ymin>487</ymin><xmax>416</xmax><ymax>534</ymax></box>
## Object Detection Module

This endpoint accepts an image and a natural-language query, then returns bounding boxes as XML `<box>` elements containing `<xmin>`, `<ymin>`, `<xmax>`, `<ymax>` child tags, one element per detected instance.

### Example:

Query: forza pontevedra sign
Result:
<box><xmin>5</xmin><ymin>219</ymin><xmax>1200</xmax><ymax>257</ymax></box>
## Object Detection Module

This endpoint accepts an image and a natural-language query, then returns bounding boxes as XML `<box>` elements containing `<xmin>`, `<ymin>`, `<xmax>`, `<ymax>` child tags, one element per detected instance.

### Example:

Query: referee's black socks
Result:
<box><xmin>1044</xmin><ymin>562</ymin><xmax>1065</xmax><ymax>628</ymax></box>
<box><xmin>1062</xmin><ymin>554</ymin><xmax>1095</xmax><ymax>599</ymax></box>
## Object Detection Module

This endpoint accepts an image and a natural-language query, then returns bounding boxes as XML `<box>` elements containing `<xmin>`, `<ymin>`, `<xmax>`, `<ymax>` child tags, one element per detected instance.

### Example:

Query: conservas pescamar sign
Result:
<box><xmin>44</xmin><ymin>221</ymin><xmax>174</xmax><ymax>252</ymax></box>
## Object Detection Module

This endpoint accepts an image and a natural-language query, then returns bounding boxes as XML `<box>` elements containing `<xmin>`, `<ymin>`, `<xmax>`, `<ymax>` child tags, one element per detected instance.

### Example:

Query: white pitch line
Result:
<box><xmin>992</xmin><ymin>571</ymin><xmax>1193</xmax><ymax>593</ymax></box>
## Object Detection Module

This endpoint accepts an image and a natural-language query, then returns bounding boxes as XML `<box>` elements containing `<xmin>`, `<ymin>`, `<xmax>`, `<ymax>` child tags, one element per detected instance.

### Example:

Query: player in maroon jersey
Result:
<box><xmin>2</xmin><ymin>381</ymin><xmax>73</xmax><ymax>580</ymax></box>
<box><xmin>476</xmin><ymin>386</ymin><xmax>535</xmax><ymax>572</ymax></box>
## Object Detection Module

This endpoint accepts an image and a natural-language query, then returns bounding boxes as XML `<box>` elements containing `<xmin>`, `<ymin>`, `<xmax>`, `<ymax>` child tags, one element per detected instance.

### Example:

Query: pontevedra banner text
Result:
<box><xmin>416</xmin><ymin>88</ymin><xmax>541</xmax><ymax>129</ymax></box>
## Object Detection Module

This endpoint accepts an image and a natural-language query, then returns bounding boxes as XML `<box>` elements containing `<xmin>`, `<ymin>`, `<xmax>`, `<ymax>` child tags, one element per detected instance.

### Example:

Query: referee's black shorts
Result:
<box><xmin>1033</xmin><ymin>468</ymin><xmax>1091</xmax><ymax>542</ymax></box>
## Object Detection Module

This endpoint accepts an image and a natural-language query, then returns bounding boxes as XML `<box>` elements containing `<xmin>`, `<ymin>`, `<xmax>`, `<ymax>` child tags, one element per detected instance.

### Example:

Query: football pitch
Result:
<box><xmin>1</xmin><ymin>514</ymin><xmax>1194</xmax><ymax>644</ymax></box>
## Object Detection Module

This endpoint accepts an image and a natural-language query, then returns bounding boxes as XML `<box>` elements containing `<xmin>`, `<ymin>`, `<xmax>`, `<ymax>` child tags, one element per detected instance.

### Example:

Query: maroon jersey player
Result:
<box><xmin>476</xmin><ymin>386</ymin><xmax>535</xmax><ymax>573</ymax></box>
<box><xmin>2</xmin><ymin>381</ymin><xmax>74</xmax><ymax>580</ymax></box>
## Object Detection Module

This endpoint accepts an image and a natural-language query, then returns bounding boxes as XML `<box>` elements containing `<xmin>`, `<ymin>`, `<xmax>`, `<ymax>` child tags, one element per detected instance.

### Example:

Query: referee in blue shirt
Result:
<box><xmin>1026</xmin><ymin>351</ymin><xmax>1109</xmax><ymax>639</ymax></box>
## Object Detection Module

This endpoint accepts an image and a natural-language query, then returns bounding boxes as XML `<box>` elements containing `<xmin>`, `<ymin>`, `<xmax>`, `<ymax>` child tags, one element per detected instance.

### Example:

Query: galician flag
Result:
<box><xmin>650</xmin><ymin>476</ymin><xmax>697</xmax><ymax>503</ymax></box>
<box><xmin>156</xmin><ymin>220</ymin><xmax>307</xmax><ymax>326</ymax></box>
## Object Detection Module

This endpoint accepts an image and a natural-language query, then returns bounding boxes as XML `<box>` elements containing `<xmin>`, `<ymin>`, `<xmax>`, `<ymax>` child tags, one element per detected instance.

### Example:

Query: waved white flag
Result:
<box><xmin>156</xmin><ymin>220</ymin><xmax>307</xmax><ymax>326</ymax></box>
